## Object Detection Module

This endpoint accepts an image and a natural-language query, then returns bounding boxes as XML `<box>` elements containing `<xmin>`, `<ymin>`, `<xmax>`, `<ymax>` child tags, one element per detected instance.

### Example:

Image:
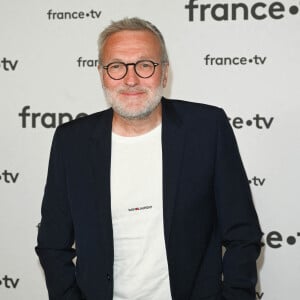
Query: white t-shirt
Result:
<box><xmin>110</xmin><ymin>124</ymin><xmax>172</xmax><ymax>300</ymax></box>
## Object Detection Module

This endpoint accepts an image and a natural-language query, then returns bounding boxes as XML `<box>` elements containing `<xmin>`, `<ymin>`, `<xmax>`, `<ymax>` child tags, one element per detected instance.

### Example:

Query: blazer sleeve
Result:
<box><xmin>214</xmin><ymin>109</ymin><xmax>263</xmax><ymax>300</ymax></box>
<box><xmin>35</xmin><ymin>128</ymin><xmax>83</xmax><ymax>300</ymax></box>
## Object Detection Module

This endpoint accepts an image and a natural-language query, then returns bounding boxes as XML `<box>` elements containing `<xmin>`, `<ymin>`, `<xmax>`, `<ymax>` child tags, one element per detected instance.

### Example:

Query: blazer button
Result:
<box><xmin>106</xmin><ymin>273</ymin><xmax>111</xmax><ymax>280</ymax></box>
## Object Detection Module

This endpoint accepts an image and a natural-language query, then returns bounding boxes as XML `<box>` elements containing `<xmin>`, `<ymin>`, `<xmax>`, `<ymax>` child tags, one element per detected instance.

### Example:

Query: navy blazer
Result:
<box><xmin>36</xmin><ymin>98</ymin><xmax>262</xmax><ymax>300</ymax></box>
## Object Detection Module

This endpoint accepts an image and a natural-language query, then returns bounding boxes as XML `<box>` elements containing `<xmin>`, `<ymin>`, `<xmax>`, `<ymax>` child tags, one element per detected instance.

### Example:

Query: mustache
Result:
<box><xmin>116</xmin><ymin>87</ymin><xmax>149</xmax><ymax>93</ymax></box>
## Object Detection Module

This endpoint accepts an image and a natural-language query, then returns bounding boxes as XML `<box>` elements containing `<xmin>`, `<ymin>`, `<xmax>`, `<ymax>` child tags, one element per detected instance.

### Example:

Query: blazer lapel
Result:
<box><xmin>88</xmin><ymin>108</ymin><xmax>114</xmax><ymax>257</ymax></box>
<box><xmin>162</xmin><ymin>98</ymin><xmax>186</xmax><ymax>248</ymax></box>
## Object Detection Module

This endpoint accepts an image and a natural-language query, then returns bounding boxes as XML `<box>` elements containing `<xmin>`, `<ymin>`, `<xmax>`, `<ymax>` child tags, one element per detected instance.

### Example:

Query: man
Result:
<box><xmin>36</xmin><ymin>17</ymin><xmax>262</xmax><ymax>300</ymax></box>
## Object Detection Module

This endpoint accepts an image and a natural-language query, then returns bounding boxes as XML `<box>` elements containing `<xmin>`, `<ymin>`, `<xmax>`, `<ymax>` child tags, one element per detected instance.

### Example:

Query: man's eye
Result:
<box><xmin>141</xmin><ymin>62</ymin><xmax>151</xmax><ymax>68</ymax></box>
<box><xmin>110</xmin><ymin>64</ymin><xmax>122</xmax><ymax>69</ymax></box>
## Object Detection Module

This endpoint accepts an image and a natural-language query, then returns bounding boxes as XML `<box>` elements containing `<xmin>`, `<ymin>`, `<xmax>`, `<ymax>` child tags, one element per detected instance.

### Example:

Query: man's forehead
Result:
<box><xmin>104</xmin><ymin>29</ymin><xmax>160</xmax><ymax>45</ymax></box>
<box><xmin>102</xmin><ymin>30</ymin><xmax>161</xmax><ymax>60</ymax></box>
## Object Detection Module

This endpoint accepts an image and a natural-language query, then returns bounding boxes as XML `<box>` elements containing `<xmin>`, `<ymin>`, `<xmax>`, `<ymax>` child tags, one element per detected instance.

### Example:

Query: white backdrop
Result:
<box><xmin>1</xmin><ymin>0</ymin><xmax>299</xmax><ymax>299</ymax></box>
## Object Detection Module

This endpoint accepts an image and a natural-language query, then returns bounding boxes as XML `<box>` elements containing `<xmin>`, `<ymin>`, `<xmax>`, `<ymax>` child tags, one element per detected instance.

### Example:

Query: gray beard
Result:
<box><xmin>103</xmin><ymin>85</ymin><xmax>163</xmax><ymax>120</ymax></box>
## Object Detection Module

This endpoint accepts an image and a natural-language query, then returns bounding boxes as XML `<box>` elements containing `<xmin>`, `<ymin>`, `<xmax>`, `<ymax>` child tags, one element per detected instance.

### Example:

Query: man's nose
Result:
<box><xmin>123</xmin><ymin>65</ymin><xmax>139</xmax><ymax>86</ymax></box>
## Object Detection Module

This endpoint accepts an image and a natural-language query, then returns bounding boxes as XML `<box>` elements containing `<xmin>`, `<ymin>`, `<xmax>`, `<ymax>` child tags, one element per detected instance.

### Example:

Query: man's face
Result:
<box><xmin>99</xmin><ymin>30</ymin><xmax>168</xmax><ymax>120</ymax></box>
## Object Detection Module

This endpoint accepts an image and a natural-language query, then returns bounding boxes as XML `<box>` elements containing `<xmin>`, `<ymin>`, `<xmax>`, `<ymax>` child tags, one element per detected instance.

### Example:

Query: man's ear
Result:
<box><xmin>97</xmin><ymin>63</ymin><xmax>102</xmax><ymax>75</ymax></box>
<box><xmin>162</xmin><ymin>63</ymin><xmax>169</xmax><ymax>88</ymax></box>
<box><xmin>97</xmin><ymin>64</ymin><xmax>104</xmax><ymax>85</ymax></box>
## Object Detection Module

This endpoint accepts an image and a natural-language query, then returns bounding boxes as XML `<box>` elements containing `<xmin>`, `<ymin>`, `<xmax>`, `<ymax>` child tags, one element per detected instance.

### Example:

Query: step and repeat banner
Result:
<box><xmin>0</xmin><ymin>0</ymin><xmax>299</xmax><ymax>299</ymax></box>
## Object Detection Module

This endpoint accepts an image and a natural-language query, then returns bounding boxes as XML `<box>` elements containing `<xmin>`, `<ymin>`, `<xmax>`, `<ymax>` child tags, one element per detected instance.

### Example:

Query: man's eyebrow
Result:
<box><xmin>103</xmin><ymin>59</ymin><xmax>124</xmax><ymax>64</ymax></box>
<box><xmin>105</xmin><ymin>57</ymin><xmax>156</xmax><ymax>63</ymax></box>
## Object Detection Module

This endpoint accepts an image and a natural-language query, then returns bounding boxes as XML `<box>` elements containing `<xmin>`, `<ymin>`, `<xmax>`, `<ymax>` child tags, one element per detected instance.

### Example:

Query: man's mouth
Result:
<box><xmin>121</xmin><ymin>91</ymin><xmax>145</xmax><ymax>96</ymax></box>
<box><xmin>118</xmin><ymin>88</ymin><xmax>147</xmax><ymax>97</ymax></box>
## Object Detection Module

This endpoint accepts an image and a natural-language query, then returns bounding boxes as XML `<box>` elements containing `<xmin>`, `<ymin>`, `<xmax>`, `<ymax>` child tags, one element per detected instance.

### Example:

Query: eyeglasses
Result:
<box><xmin>102</xmin><ymin>60</ymin><xmax>160</xmax><ymax>80</ymax></box>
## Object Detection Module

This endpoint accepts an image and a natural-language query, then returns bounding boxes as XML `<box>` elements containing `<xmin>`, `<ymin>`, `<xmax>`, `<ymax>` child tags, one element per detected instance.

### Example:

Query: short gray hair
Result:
<box><xmin>98</xmin><ymin>17</ymin><xmax>169</xmax><ymax>64</ymax></box>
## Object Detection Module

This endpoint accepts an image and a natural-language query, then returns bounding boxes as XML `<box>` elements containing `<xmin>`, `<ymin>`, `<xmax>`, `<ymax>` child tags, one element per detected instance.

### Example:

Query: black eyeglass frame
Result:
<box><xmin>102</xmin><ymin>60</ymin><xmax>160</xmax><ymax>80</ymax></box>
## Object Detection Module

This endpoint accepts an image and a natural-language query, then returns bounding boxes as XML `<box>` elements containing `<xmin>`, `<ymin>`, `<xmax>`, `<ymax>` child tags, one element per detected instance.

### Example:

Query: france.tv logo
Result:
<box><xmin>184</xmin><ymin>1</ymin><xmax>299</xmax><ymax>21</ymax></box>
